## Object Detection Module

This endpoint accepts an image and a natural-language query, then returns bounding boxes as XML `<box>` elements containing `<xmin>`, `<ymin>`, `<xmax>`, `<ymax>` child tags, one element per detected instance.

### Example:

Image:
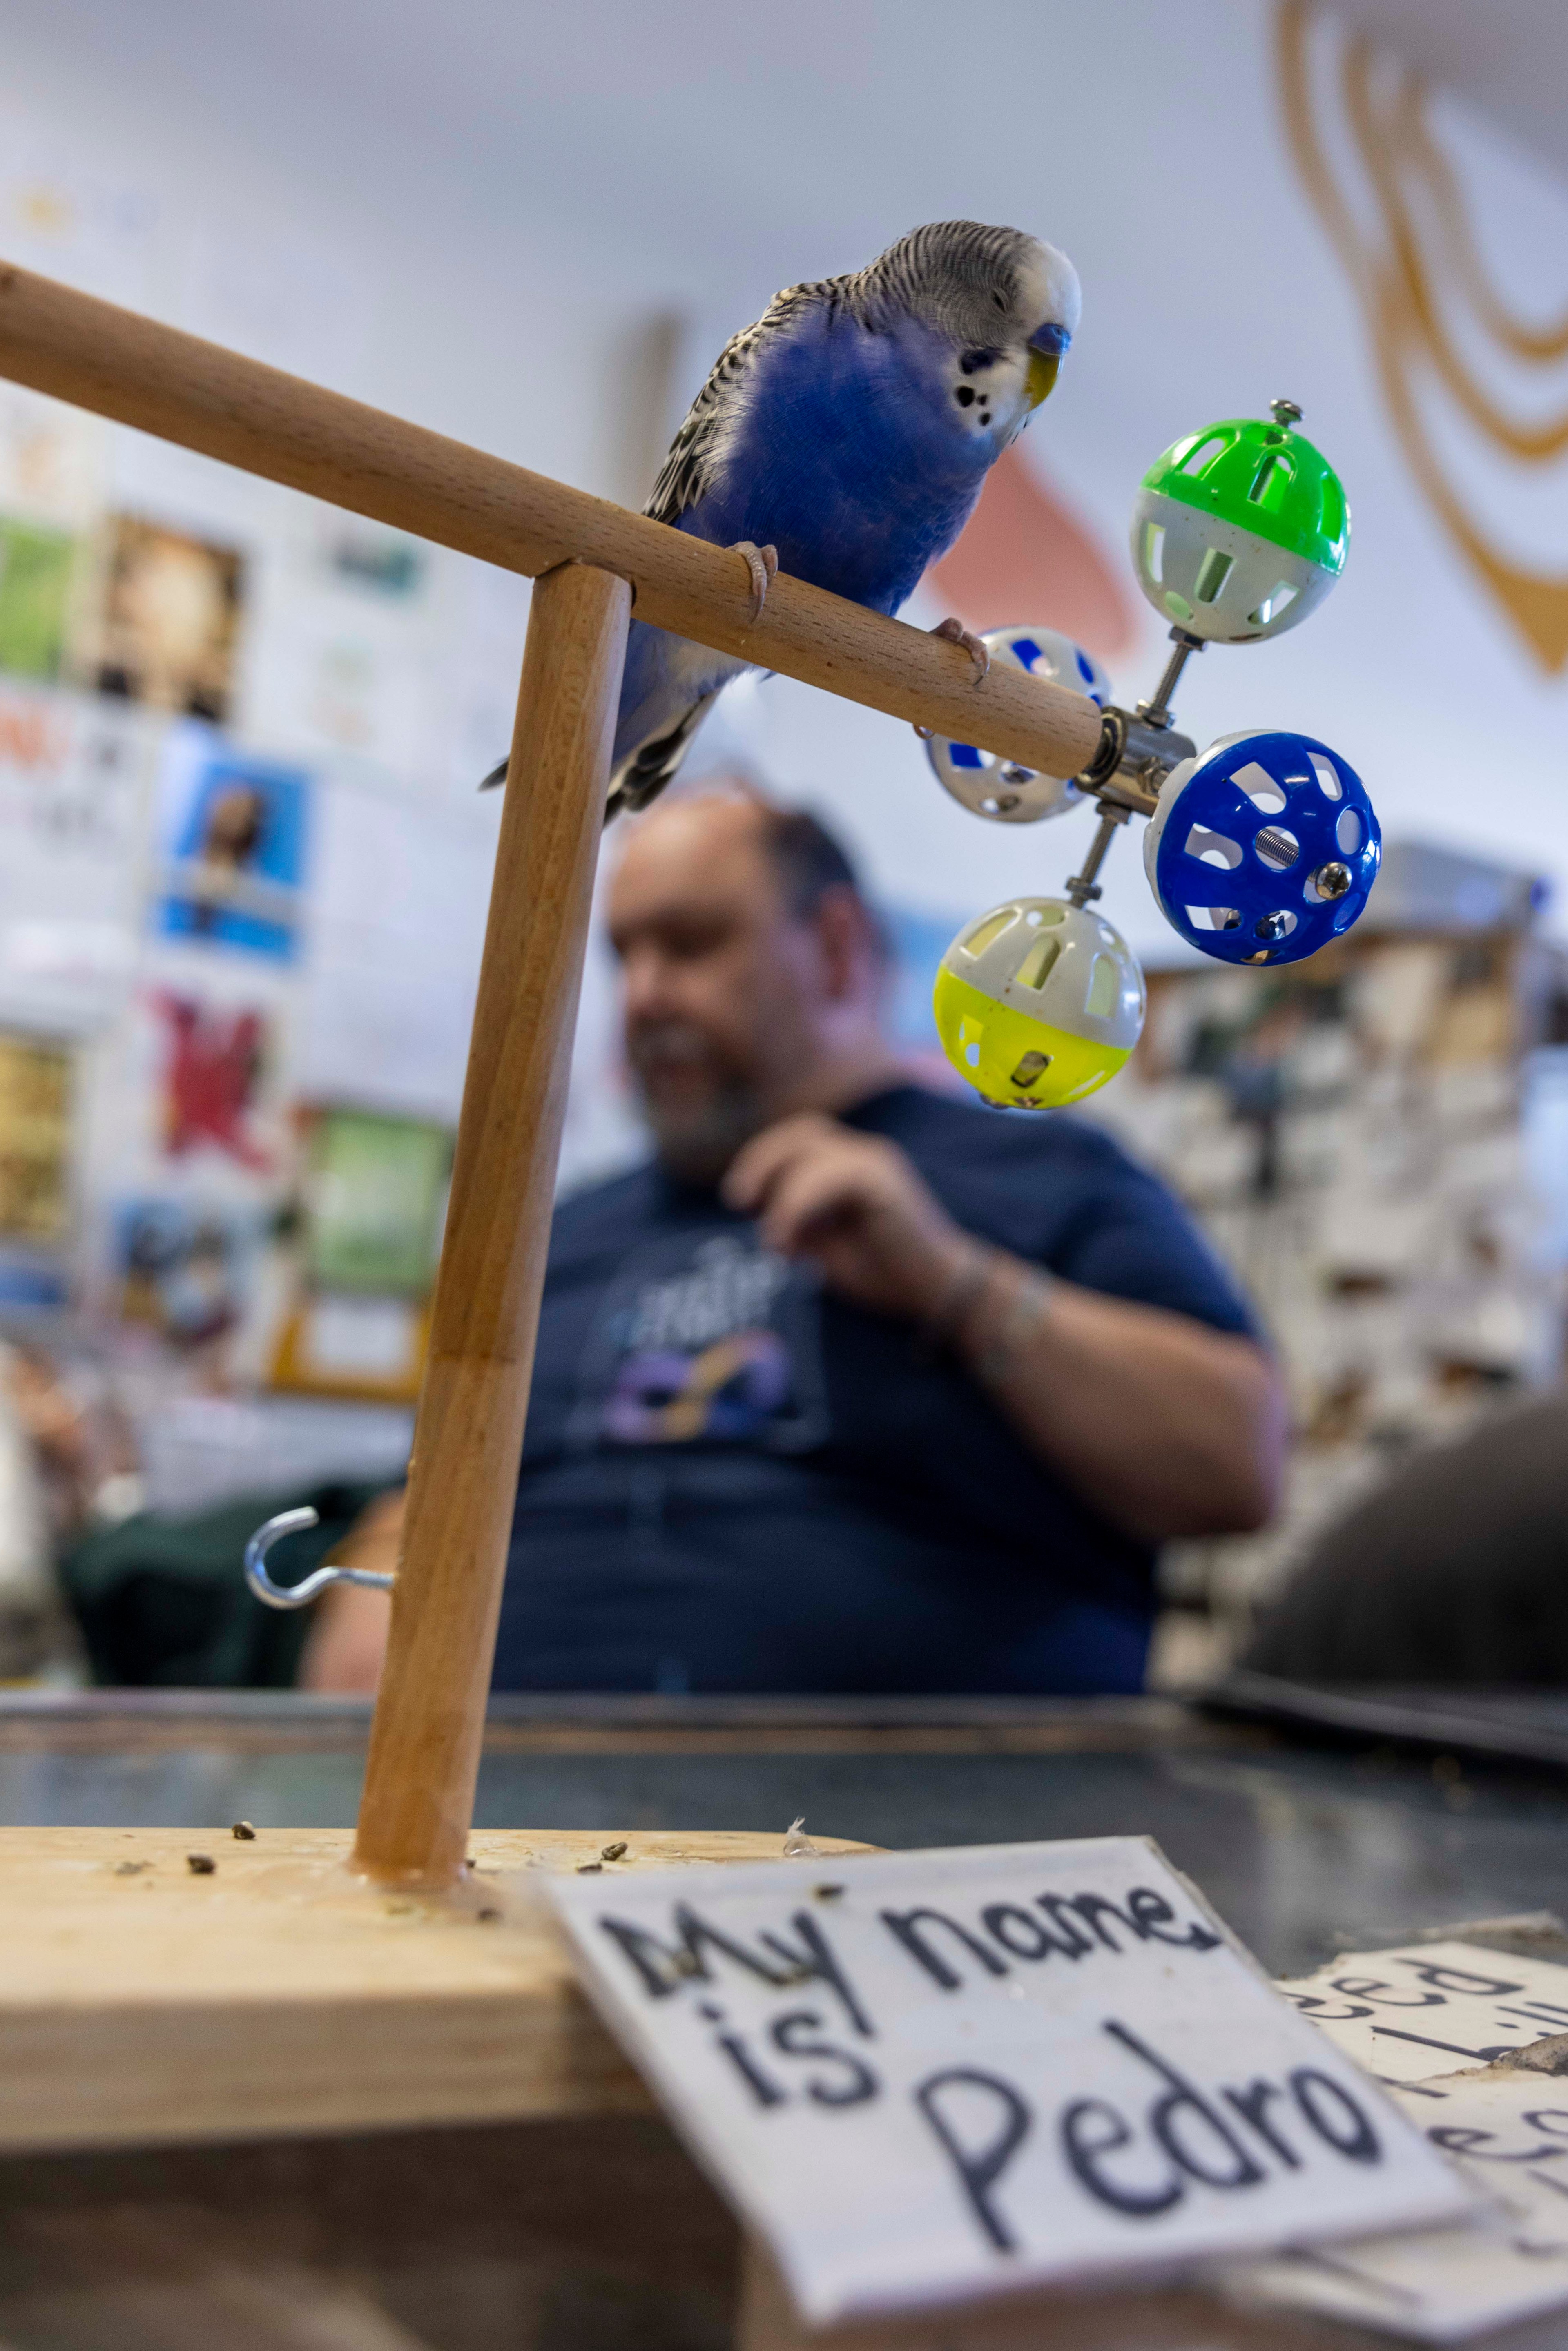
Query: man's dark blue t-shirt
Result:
<box><xmin>493</xmin><ymin>1084</ymin><xmax>1257</xmax><ymax>1697</ymax></box>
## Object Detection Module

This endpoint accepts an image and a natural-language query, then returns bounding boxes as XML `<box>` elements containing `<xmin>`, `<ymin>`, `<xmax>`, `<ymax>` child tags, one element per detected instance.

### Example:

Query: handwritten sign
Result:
<box><xmin>1278</xmin><ymin>1940</ymin><xmax>1568</xmax><ymax>2086</ymax></box>
<box><xmin>549</xmin><ymin>1837</ymin><xmax>1473</xmax><ymax>2326</ymax></box>
<box><xmin>1229</xmin><ymin>2065</ymin><xmax>1568</xmax><ymax>2340</ymax></box>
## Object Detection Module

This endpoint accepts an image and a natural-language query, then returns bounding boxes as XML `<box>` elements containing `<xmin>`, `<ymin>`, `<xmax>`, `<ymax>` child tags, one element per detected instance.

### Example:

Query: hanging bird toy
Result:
<box><xmin>923</xmin><ymin>399</ymin><xmax>1378</xmax><ymax>1106</ymax></box>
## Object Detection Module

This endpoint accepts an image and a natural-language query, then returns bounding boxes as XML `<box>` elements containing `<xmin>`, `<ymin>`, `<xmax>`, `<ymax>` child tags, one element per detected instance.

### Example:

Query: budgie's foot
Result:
<box><xmin>930</xmin><ymin>615</ymin><xmax>990</xmax><ymax>683</ymax></box>
<box><xmin>732</xmin><ymin>541</ymin><xmax>778</xmax><ymax>622</ymax></box>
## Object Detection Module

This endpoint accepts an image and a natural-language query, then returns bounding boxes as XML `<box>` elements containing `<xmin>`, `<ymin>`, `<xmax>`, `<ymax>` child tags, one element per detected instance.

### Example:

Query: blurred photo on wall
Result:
<box><xmin>76</xmin><ymin>513</ymin><xmax>244</xmax><ymax>722</ymax></box>
<box><xmin>153</xmin><ymin>733</ymin><xmax>309</xmax><ymax>963</ymax></box>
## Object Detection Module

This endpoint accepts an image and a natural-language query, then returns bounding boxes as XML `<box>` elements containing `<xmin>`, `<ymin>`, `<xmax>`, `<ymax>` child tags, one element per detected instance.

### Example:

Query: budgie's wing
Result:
<box><xmin>480</xmin><ymin>281</ymin><xmax>834</xmax><ymax>804</ymax></box>
<box><xmin>644</xmin><ymin>279</ymin><xmax>835</xmax><ymax>527</ymax></box>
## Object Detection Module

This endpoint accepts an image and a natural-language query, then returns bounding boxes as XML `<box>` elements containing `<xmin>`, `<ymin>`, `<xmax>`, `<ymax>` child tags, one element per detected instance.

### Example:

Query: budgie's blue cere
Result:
<box><xmin>484</xmin><ymin>221</ymin><xmax>1080</xmax><ymax>816</ymax></box>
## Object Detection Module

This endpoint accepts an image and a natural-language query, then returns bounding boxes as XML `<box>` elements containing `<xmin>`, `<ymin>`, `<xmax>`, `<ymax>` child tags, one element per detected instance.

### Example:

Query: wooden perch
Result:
<box><xmin>0</xmin><ymin>259</ymin><xmax>1104</xmax><ymax>783</ymax></box>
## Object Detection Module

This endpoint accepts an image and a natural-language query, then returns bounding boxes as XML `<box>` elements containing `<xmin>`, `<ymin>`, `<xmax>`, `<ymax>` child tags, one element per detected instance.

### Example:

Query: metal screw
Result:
<box><xmin>1271</xmin><ymin>397</ymin><xmax>1303</xmax><ymax>428</ymax></box>
<box><xmin>1254</xmin><ymin>912</ymin><xmax>1290</xmax><ymax>941</ymax></box>
<box><xmin>1313</xmin><ymin>860</ymin><xmax>1352</xmax><ymax>899</ymax></box>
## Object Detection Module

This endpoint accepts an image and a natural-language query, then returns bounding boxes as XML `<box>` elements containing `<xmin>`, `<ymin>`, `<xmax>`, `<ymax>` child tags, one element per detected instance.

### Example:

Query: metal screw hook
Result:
<box><xmin>244</xmin><ymin>1506</ymin><xmax>396</xmax><ymax>1611</ymax></box>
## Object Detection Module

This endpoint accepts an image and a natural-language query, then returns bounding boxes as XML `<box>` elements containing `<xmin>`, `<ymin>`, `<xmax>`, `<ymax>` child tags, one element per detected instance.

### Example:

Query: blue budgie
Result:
<box><xmin>484</xmin><ymin>219</ymin><xmax>1080</xmax><ymax>818</ymax></box>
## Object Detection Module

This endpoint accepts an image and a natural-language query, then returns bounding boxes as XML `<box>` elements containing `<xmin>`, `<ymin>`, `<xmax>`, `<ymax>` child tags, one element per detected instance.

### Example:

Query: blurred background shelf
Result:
<box><xmin>1088</xmin><ymin>874</ymin><xmax>1568</xmax><ymax>1685</ymax></box>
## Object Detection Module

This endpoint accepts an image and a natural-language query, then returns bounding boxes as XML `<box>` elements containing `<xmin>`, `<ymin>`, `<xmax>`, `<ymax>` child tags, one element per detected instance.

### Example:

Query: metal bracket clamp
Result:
<box><xmin>1076</xmin><ymin>706</ymin><xmax>1197</xmax><ymax>817</ymax></box>
<box><xmin>244</xmin><ymin>1506</ymin><xmax>397</xmax><ymax>1611</ymax></box>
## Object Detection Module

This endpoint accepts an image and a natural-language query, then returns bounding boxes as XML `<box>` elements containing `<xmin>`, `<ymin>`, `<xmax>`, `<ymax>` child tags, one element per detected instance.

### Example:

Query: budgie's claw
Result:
<box><xmin>930</xmin><ymin>615</ymin><xmax>990</xmax><ymax>684</ymax></box>
<box><xmin>733</xmin><ymin>541</ymin><xmax>778</xmax><ymax>624</ymax></box>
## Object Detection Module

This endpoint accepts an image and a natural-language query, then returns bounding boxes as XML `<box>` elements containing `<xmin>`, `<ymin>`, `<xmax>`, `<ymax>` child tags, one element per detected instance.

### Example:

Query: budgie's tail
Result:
<box><xmin>477</xmin><ymin>689</ymin><xmax>721</xmax><ymax>819</ymax></box>
<box><xmin>605</xmin><ymin>691</ymin><xmax>721</xmax><ymax>820</ymax></box>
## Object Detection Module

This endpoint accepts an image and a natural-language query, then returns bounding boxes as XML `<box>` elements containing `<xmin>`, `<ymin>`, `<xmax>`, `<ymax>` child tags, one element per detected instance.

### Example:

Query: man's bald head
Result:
<box><xmin>607</xmin><ymin>790</ymin><xmax>895</xmax><ymax>1182</ymax></box>
<box><xmin>614</xmin><ymin>790</ymin><xmax>869</xmax><ymax>922</ymax></box>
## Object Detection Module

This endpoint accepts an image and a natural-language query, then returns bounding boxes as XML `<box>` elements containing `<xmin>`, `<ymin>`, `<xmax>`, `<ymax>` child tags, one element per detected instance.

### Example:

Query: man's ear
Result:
<box><xmin>812</xmin><ymin>884</ymin><xmax>877</xmax><ymax>1006</ymax></box>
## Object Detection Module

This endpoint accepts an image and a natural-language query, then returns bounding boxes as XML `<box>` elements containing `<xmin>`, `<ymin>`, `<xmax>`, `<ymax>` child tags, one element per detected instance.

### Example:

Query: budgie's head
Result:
<box><xmin>855</xmin><ymin>220</ymin><xmax>1081</xmax><ymax>450</ymax></box>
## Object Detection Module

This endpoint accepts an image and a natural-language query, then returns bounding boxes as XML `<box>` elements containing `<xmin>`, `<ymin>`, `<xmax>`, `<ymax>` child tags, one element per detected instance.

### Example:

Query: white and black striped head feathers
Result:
<box><xmin>845</xmin><ymin>219</ymin><xmax>1080</xmax><ymax>357</ymax></box>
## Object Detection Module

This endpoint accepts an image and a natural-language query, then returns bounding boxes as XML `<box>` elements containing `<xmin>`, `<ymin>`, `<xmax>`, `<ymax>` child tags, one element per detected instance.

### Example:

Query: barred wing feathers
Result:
<box><xmin>643</xmin><ymin>279</ymin><xmax>839</xmax><ymax>526</ymax></box>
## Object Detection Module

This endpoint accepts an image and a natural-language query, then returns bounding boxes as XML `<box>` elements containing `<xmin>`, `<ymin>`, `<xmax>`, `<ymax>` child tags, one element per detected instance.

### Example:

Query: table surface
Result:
<box><xmin>3</xmin><ymin>1688</ymin><xmax>1565</xmax><ymax>1978</ymax></box>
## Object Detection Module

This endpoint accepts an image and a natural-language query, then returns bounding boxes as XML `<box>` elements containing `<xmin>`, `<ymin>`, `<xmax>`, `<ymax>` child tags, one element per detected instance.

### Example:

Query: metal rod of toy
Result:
<box><xmin>1138</xmin><ymin>629</ymin><xmax>1203</xmax><ymax>729</ymax></box>
<box><xmin>352</xmin><ymin>562</ymin><xmax>630</xmax><ymax>1887</ymax></box>
<box><xmin>1066</xmin><ymin>807</ymin><xmax>1129</xmax><ymax>908</ymax></box>
<box><xmin>0</xmin><ymin>260</ymin><xmax>1102</xmax><ymax>783</ymax></box>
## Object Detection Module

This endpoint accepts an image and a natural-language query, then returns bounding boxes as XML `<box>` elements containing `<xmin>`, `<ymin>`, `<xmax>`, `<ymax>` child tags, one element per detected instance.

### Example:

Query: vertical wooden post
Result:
<box><xmin>352</xmin><ymin>562</ymin><xmax>630</xmax><ymax>1887</ymax></box>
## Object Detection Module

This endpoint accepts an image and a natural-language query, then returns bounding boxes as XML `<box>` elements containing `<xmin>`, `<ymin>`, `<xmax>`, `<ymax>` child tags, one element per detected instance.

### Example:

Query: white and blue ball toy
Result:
<box><xmin>926</xmin><ymin>625</ymin><xmax>1111</xmax><ymax>823</ymax></box>
<box><xmin>1144</xmin><ymin>728</ymin><xmax>1380</xmax><ymax>965</ymax></box>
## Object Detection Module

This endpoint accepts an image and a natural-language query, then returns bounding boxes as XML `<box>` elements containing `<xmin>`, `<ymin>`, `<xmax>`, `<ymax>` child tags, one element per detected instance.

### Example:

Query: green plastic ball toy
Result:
<box><xmin>1130</xmin><ymin>405</ymin><xmax>1349</xmax><ymax>645</ymax></box>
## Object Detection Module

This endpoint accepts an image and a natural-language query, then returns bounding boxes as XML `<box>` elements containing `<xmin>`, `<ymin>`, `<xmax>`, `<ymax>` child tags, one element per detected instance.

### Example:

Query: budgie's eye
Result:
<box><xmin>992</xmin><ymin>291</ymin><xmax>1008</xmax><ymax>312</ymax></box>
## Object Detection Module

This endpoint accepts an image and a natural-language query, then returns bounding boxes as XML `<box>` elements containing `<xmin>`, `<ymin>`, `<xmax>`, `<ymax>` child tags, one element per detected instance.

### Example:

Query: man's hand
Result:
<box><xmin>723</xmin><ymin>1110</ymin><xmax>1285</xmax><ymax>1544</ymax></box>
<box><xmin>722</xmin><ymin>1113</ymin><xmax>972</xmax><ymax>1324</ymax></box>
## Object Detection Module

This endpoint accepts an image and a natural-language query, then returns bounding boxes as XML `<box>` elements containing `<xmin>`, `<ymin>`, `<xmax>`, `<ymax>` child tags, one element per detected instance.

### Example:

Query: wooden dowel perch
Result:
<box><xmin>0</xmin><ymin>261</ymin><xmax>1104</xmax><ymax>781</ymax></box>
<box><xmin>0</xmin><ymin>257</ymin><xmax>1106</xmax><ymax>1889</ymax></box>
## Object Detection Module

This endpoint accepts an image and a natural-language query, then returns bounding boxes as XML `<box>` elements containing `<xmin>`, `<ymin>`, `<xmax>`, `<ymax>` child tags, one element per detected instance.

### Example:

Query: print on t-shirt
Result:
<box><xmin>568</xmin><ymin>1230</ymin><xmax>829</xmax><ymax>1454</ymax></box>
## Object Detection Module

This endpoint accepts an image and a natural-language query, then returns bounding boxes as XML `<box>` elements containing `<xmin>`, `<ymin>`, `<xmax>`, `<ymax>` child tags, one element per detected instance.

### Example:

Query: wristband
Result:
<box><xmin>917</xmin><ymin>1240</ymin><xmax>993</xmax><ymax>1358</ymax></box>
<box><xmin>975</xmin><ymin>1265</ymin><xmax>1055</xmax><ymax>1386</ymax></box>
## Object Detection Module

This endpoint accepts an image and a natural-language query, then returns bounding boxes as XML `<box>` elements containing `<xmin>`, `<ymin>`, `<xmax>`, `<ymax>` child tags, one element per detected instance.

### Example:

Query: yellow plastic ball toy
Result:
<box><xmin>934</xmin><ymin>898</ymin><xmax>1146</xmax><ymax>1109</ymax></box>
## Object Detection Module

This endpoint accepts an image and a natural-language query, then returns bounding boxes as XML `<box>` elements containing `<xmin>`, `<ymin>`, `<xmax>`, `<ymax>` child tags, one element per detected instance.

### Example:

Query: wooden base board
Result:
<box><xmin>0</xmin><ymin>1825</ymin><xmax>868</xmax><ymax>2156</ymax></box>
<box><xmin>2</xmin><ymin>1850</ymin><xmax>1547</xmax><ymax>2350</ymax></box>
<box><xmin>0</xmin><ymin>2110</ymin><xmax>741</xmax><ymax>2351</ymax></box>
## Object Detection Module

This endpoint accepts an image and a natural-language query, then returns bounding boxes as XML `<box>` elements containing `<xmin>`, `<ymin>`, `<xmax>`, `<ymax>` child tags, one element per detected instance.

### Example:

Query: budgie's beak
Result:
<box><xmin>1026</xmin><ymin>349</ymin><xmax>1060</xmax><ymax>407</ymax></box>
<box><xmin>1026</xmin><ymin>321</ymin><xmax>1071</xmax><ymax>409</ymax></box>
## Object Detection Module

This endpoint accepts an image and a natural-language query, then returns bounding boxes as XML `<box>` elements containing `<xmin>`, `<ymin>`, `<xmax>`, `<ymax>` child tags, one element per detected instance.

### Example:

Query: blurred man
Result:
<box><xmin>308</xmin><ymin>786</ymin><xmax>1283</xmax><ymax>1698</ymax></box>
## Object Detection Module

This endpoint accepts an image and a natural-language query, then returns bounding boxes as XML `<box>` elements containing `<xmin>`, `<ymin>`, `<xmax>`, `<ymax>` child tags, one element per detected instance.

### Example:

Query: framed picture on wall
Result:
<box><xmin>75</xmin><ymin>513</ymin><xmax>245</xmax><ymax>723</ymax></box>
<box><xmin>269</xmin><ymin>1105</ymin><xmax>453</xmax><ymax>1401</ymax></box>
<box><xmin>153</xmin><ymin>730</ymin><xmax>310</xmax><ymax>964</ymax></box>
<box><xmin>0</xmin><ymin>1030</ymin><xmax>73</xmax><ymax>1306</ymax></box>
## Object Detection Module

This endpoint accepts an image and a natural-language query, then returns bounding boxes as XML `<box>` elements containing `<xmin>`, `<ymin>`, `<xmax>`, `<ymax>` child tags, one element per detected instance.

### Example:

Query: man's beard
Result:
<box><xmin>627</xmin><ymin>1021</ymin><xmax>767</xmax><ymax>1186</ymax></box>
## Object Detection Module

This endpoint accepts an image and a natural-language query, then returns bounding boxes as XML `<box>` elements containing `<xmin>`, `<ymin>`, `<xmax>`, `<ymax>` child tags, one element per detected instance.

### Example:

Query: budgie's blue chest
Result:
<box><xmin>680</xmin><ymin>309</ymin><xmax>993</xmax><ymax>616</ymax></box>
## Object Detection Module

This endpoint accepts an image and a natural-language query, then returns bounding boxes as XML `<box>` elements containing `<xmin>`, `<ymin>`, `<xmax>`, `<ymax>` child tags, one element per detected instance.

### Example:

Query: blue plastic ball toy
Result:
<box><xmin>1143</xmin><ymin>729</ymin><xmax>1379</xmax><ymax>964</ymax></box>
